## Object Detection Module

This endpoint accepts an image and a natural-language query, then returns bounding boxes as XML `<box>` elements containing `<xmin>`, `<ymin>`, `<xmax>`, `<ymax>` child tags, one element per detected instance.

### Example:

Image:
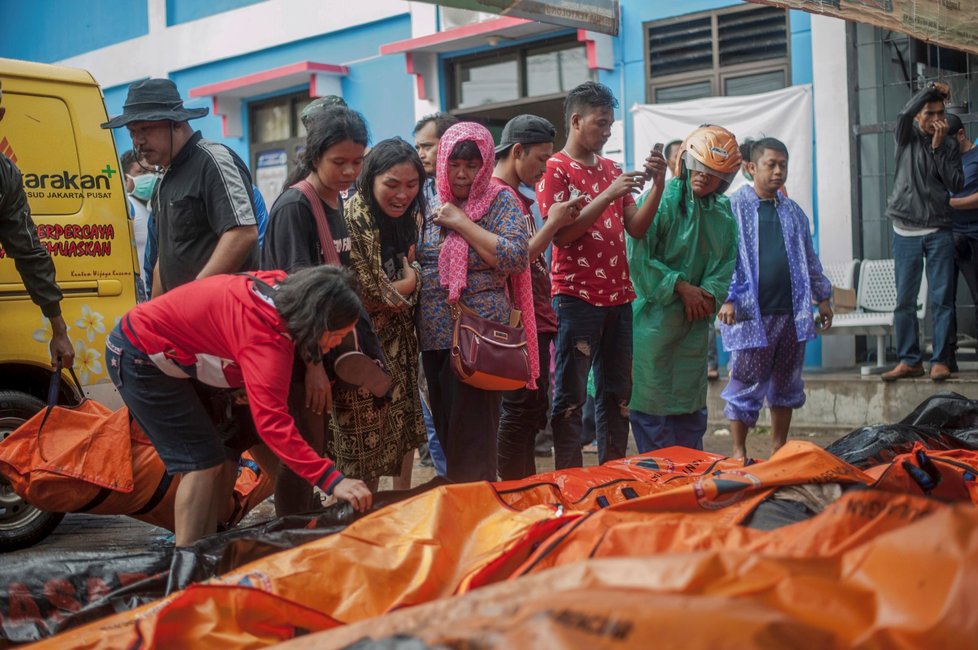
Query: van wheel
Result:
<box><xmin>0</xmin><ymin>391</ymin><xmax>65</xmax><ymax>551</ymax></box>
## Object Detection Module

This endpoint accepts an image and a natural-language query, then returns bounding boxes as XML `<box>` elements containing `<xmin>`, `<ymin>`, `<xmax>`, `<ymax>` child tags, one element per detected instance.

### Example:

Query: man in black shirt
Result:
<box><xmin>0</xmin><ymin>81</ymin><xmax>74</xmax><ymax>369</ymax></box>
<box><xmin>102</xmin><ymin>79</ymin><xmax>258</xmax><ymax>297</ymax></box>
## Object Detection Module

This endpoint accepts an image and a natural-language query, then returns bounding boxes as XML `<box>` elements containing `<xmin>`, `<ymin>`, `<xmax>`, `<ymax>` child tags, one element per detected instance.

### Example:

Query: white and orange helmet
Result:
<box><xmin>677</xmin><ymin>124</ymin><xmax>742</xmax><ymax>193</ymax></box>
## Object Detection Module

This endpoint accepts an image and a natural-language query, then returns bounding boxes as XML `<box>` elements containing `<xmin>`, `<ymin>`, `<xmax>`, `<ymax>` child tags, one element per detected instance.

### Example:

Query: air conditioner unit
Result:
<box><xmin>440</xmin><ymin>7</ymin><xmax>496</xmax><ymax>30</ymax></box>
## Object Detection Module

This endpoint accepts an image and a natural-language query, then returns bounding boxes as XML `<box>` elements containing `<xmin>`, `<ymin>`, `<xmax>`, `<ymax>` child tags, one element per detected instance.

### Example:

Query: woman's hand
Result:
<box><xmin>433</xmin><ymin>202</ymin><xmax>469</xmax><ymax>232</ymax></box>
<box><xmin>332</xmin><ymin>478</ymin><xmax>373</xmax><ymax>512</ymax></box>
<box><xmin>304</xmin><ymin>361</ymin><xmax>332</xmax><ymax>415</ymax></box>
<box><xmin>392</xmin><ymin>256</ymin><xmax>418</xmax><ymax>299</ymax></box>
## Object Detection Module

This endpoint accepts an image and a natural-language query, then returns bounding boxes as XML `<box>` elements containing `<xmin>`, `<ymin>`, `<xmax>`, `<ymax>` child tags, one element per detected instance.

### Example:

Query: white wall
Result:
<box><xmin>811</xmin><ymin>14</ymin><xmax>856</xmax><ymax>368</ymax></box>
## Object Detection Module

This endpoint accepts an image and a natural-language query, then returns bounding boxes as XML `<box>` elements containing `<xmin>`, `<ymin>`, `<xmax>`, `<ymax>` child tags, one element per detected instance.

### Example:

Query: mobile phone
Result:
<box><xmin>647</xmin><ymin>142</ymin><xmax>664</xmax><ymax>180</ymax></box>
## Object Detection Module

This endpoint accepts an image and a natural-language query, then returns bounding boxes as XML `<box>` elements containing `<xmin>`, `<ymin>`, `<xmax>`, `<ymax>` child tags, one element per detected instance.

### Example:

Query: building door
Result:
<box><xmin>250</xmin><ymin>92</ymin><xmax>309</xmax><ymax>207</ymax></box>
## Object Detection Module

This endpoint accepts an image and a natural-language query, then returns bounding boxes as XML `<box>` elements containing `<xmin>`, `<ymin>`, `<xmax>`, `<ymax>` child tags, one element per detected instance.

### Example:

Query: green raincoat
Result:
<box><xmin>628</xmin><ymin>175</ymin><xmax>738</xmax><ymax>415</ymax></box>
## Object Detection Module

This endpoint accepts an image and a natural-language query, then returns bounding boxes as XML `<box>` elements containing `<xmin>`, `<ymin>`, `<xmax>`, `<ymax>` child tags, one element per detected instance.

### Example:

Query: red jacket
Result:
<box><xmin>122</xmin><ymin>271</ymin><xmax>343</xmax><ymax>492</ymax></box>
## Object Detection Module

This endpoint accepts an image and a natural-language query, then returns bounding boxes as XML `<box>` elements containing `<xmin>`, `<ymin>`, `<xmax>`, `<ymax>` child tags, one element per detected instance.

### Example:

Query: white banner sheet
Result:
<box><xmin>631</xmin><ymin>84</ymin><xmax>815</xmax><ymax>229</ymax></box>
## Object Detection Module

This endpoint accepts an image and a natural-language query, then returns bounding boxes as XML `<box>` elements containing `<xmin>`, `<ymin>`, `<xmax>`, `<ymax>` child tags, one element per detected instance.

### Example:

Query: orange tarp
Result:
<box><xmin>26</xmin><ymin>442</ymin><xmax>978</xmax><ymax>650</ymax></box>
<box><xmin>274</xmin><ymin>502</ymin><xmax>978</xmax><ymax>649</ymax></box>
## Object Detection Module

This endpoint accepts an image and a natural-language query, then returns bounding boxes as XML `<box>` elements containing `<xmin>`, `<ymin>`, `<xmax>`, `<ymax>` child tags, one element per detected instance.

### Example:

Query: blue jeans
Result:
<box><xmin>892</xmin><ymin>230</ymin><xmax>955</xmax><ymax>365</ymax></box>
<box><xmin>550</xmin><ymin>296</ymin><xmax>632</xmax><ymax>469</ymax></box>
<box><xmin>629</xmin><ymin>408</ymin><xmax>708</xmax><ymax>453</ymax></box>
<box><xmin>421</xmin><ymin>398</ymin><xmax>446</xmax><ymax>477</ymax></box>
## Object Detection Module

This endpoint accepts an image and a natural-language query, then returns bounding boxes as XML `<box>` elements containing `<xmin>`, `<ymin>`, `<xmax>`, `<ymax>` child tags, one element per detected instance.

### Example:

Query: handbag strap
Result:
<box><xmin>292</xmin><ymin>179</ymin><xmax>342</xmax><ymax>267</ymax></box>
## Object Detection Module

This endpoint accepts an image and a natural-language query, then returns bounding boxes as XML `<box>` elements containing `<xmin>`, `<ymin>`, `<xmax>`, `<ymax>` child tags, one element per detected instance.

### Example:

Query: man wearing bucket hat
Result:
<box><xmin>102</xmin><ymin>78</ymin><xmax>258</xmax><ymax>298</ymax></box>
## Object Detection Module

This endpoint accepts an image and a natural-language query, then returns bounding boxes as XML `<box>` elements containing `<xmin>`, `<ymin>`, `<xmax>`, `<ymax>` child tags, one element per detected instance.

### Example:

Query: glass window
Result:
<box><xmin>645</xmin><ymin>5</ymin><xmax>790</xmax><ymax>103</ymax></box>
<box><xmin>724</xmin><ymin>70</ymin><xmax>785</xmax><ymax>96</ymax></box>
<box><xmin>655</xmin><ymin>80</ymin><xmax>713</xmax><ymax>104</ymax></box>
<box><xmin>456</xmin><ymin>57</ymin><xmax>519</xmax><ymax>109</ymax></box>
<box><xmin>253</xmin><ymin>102</ymin><xmax>290</xmax><ymax>143</ymax></box>
<box><xmin>294</xmin><ymin>99</ymin><xmax>308</xmax><ymax>139</ymax></box>
<box><xmin>526</xmin><ymin>46</ymin><xmax>589</xmax><ymax>97</ymax></box>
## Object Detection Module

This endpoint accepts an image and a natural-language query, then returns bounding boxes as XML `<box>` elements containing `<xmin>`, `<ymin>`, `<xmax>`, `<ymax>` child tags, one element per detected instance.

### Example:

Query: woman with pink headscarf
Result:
<box><xmin>416</xmin><ymin>122</ymin><xmax>533</xmax><ymax>482</ymax></box>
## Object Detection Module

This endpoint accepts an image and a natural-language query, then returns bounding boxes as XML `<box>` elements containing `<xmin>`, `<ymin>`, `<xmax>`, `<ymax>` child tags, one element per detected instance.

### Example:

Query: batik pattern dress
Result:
<box><xmin>328</xmin><ymin>193</ymin><xmax>426</xmax><ymax>480</ymax></box>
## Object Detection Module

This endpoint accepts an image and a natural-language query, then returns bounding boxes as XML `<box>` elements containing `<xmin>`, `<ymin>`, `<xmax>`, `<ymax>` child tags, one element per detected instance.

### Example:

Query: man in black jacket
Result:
<box><xmin>0</xmin><ymin>81</ymin><xmax>74</xmax><ymax>369</ymax></box>
<box><xmin>882</xmin><ymin>82</ymin><xmax>964</xmax><ymax>382</ymax></box>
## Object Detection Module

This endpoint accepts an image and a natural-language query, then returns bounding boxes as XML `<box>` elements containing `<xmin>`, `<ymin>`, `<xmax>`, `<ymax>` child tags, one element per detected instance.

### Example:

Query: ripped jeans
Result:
<box><xmin>550</xmin><ymin>295</ymin><xmax>633</xmax><ymax>469</ymax></box>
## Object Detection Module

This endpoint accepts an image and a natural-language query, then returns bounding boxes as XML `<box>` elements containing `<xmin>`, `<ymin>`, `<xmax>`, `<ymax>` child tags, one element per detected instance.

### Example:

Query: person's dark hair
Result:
<box><xmin>921</xmin><ymin>87</ymin><xmax>947</xmax><ymax>105</ymax></box>
<box><xmin>449</xmin><ymin>139</ymin><xmax>483</xmax><ymax>163</ymax></box>
<box><xmin>739</xmin><ymin>138</ymin><xmax>754</xmax><ymax>165</ymax></box>
<box><xmin>750</xmin><ymin>137</ymin><xmax>789</xmax><ymax>162</ymax></box>
<box><xmin>413</xmin><ymin>112</ymin><xmax>459</xmax><ymax>138</ymax></box>
<box><xmin>665</xmin><ymin>139</ymin><xmax>683</xmax><ymax>159</ymax></box>
<box><xmin>275</xmin><ymin>265</ymin><xmax>361</xmax><ymax>362</ymax></box>
<box><xmin>564</xmin><ymin>81</ymin><xmax>618</xmax><ymax>133</ymax></box>
<box><xmin>283</xmin><ymin>105</ymin><xmax>369</xmax><ymax>191</ymax></box>
<box><xmin>356</xmin><ymin>137</ymin><xmax>427</xmax><ymax>232</ymax></box>
<box><xmin>947</xmin><ymin>113</ymin><xmax>964</xmax><ymax>136</ymax></box>
<box><xmin>121</xmin><ymin>149</ymin><xmax>138</xmax><ymax>173</ymax></box>
<box><xmin>494</xmin><ymin>141</ymin><xmax>550</xmax><ymax>163</ymax></box>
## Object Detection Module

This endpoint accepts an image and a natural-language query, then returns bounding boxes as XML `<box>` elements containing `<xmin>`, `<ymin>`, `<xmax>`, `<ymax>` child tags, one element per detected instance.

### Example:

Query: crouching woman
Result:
<box><xmin>104</xmin><ymin>265</ymin><xmax>373</xmax><ymax>546</ymax></box>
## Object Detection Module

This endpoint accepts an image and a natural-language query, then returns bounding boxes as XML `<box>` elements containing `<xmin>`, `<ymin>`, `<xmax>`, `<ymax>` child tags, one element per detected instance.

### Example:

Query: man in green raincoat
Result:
<box><xmin>628</xmin><ymin>125</ymin><xmax>741</xmax><ymax>452</ymax></box>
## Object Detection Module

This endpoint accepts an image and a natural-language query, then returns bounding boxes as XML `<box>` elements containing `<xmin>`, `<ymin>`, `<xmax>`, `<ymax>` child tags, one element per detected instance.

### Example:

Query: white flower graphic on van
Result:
<box><xmin>74</xmin><ymin>339</ymin><xmax>103</xmax><ymax>383</ymax></box>
<box><xmin>33</xmin><ymin>317</ymin><xmax>53</xmax><ymax>344</ymax></box>
<box><xmin>75</xmin><ymin>305</ymin><xmax>106</xmax><ymax>343</ymax></box>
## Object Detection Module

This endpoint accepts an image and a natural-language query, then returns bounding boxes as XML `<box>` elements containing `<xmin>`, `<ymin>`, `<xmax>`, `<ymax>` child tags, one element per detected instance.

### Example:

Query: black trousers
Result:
<box><xmin>421</xmin><ymin>349</ymin><xmax>502</xmax><ymax>483</ymax></box>
<box><xmin>497</xmin><ymin>332</ymin><xmax>553</xmax><ymax>480</ymax></box>
<box><xmin>951</xmin><ymin>232</ymin><xmax>978</xmax><ymax>359</ymax></box>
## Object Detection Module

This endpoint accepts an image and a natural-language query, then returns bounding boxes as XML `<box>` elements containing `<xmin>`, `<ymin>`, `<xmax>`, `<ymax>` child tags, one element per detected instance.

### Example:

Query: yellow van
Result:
<box><xmin>0</xmin><ymin>58</ymin><xmax>138</xmax><ymax>549</ymax></box>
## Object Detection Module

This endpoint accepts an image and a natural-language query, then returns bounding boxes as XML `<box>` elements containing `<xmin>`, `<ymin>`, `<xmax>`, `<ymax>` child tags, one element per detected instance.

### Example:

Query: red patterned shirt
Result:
<box><xmin>536</xmin><ymin>152</ymin><xmax>636</xmax><ymax>306</ymax></box>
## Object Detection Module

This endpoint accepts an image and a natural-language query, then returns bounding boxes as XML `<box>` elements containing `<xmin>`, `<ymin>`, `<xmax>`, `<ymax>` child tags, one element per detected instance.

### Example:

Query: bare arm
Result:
<box><xmin>195</xmin><ymin>225</ymin><xmax>259</xmax><ymax>280</ymax></box>
<box><xmin>624</xmin><ymin>149</ymin><xmax>668</xmax><ymax>239</ymax></box>
<box><xmin>443</xmin><ymin>215</ymin><xmax>501</xmax><ymax>267</ymax></box>
<box><xmin>529</xmin><ymin>195</ymin><xmax>586</xmax><ymax>259</ymax></box>
<box><xmin>950</xmin><ymin>192</ymin><xmax>978</xmax><ymax>211</ymax></box>
<box><xmin>151</xmin><ymin>261</ymin><xmax>162</xmax><ymax>299</ymax></box>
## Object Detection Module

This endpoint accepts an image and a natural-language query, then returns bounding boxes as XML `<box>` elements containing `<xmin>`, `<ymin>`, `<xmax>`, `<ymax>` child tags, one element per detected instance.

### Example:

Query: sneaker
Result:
<box><xmin>930</xmin><ymin>363</ymin><xmax>952</xmax><ymax>382</ymax></box>
<box><xmin>881</xmin><ymin>362</ymin><xmax>925</xmax><ymax>382</ymax></box>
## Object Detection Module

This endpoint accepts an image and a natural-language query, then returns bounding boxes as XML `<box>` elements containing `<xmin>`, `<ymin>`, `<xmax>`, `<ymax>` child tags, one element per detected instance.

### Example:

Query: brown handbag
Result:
<box><xmin>450</xmin><ymin>300</ymin><xmax>530</xmax><ymax>391</ymax></box>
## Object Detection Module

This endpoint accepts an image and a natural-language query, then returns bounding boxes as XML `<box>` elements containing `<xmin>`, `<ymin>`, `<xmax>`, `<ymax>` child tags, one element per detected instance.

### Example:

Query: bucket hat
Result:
<box><xmin>101</xmin><ymin>79</ymin><xmax>208</xmax><ymax>129</ymax></box>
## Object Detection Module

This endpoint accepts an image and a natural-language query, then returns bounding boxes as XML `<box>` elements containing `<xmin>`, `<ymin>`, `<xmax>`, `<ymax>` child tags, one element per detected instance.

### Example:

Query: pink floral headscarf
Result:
<box><xmin>436</xmin><ymin>122</ymin><xmax>539</xmax><ymax>388</ymax></box>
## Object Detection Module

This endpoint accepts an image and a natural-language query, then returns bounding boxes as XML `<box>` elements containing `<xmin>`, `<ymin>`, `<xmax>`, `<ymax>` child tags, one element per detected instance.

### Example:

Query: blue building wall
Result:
<box><xmin>0</xmin><ymin>0</ymin><xmax>148</xmax><ymax>62</ymax></box>
<box><xmin>166</xmin><ymin>0</ymin><xmax>264</xmax><ymax>26</ymax></box>
<box><xmin>101</xmin><ymin>15</ymin><xmax>413</xmax><ymax>164</ymax></box>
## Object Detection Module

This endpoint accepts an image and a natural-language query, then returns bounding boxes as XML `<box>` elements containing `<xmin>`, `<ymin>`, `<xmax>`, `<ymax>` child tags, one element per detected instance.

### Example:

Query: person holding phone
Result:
<box><xmin>536</xmin><ymin>81</ymin><xmax>667</xmax><ymax>469</ymax></box>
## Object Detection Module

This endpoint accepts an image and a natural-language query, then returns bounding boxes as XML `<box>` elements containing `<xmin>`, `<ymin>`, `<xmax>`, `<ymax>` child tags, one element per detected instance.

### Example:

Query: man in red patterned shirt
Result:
<box><xmin>536</xmin><ymin>81</ymin><xmax>667</xmax><ymax>468</ymax></box>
